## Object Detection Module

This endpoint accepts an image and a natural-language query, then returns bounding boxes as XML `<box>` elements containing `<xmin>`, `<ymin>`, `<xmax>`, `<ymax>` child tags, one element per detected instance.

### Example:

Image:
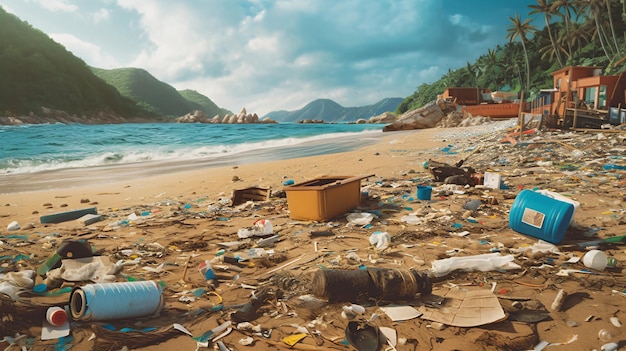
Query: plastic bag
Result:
<box><xmin>369</xmin><ymin>231</ymin><xmax>391</xmax><ymax>250</ymax></box>
<box><xmin>346</xmin><ymin>213</ymin><xmax>376</xmax><ymax>226</ymax></box>
<box><xmin>431</xmin><ymin>253</ymin><xmax>521</xmax><ymax>277</ymax></box>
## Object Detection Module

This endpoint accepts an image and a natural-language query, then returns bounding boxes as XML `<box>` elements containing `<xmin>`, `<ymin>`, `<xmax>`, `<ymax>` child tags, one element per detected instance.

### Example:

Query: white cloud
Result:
<box><xmin>92</xmin><ymin>8</ymin><xmax>110</xmax><ymax>23</ymax></box>
<box><xmin>49</xmin><ymin>33</ymin><xmax>119</xmax><ymax>68</ymax></box>
<box><xmin>449</xmin><ymin>14</ymin><xmax>464</xmax><ymax>25</ymax></box>
<box><xmin>116</xmin><ymin>1</ymin><xmax>238</xmax><ymax>80</ymax></box>
<box><xmin>246</xmin><ymin>35</ymin><xmax>280</xmax><ymax>55</ymax></box>
<box><xmin>33</xmin><ymin>0</ymin><xmax>78</xmax><ymax>13</ymax></box>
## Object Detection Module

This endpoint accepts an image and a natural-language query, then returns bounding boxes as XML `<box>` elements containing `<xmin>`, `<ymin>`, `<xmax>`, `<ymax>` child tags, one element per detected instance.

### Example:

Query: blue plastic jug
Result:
<box><xmin>509</xmin><ymin>190</ymin><xmax>575</xmax><ymax>244</ymax></box>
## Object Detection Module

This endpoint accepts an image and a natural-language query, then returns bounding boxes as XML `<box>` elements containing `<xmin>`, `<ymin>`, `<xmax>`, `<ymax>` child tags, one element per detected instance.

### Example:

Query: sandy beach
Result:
<box><xmin>1</xmin><ymin>121</ymin><xmax>625</xmax><ymax>351</ymax></box>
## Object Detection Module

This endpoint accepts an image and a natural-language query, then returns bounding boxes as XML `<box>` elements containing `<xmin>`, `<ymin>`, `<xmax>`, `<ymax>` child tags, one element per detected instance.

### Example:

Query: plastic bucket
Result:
<box><xmin>417</xmin><ymin>185</ymin><xmax>432</xmax><ymax>200</ymax></box>
<box><xmin>70</xmin><ymin>280</ymin><xmax>163</xmax><ymax>321</ymax></box>
<box><xmin>509</xmin><ymin>190</ymin><xmax>575</xmax><ymax>244</ymax></box>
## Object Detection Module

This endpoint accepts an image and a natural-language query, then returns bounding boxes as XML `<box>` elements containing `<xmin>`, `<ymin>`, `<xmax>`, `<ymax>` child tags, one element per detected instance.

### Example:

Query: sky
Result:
<box><xmin>1</xmin><ymin>0</ymin><xmax>542</xmax><ymax>116</ymax></box>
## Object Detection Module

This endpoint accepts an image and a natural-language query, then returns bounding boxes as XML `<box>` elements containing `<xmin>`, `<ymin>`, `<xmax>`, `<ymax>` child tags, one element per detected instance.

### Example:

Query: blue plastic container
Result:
<box><xmin>417</xmin><ymin>185</ymin><xmax>432</xmax><ymax>200</ymax></box>
<box><xmin>509</xmin><ymin>190</ymin><xmax>575</xmax><ymax>244</ymax></box>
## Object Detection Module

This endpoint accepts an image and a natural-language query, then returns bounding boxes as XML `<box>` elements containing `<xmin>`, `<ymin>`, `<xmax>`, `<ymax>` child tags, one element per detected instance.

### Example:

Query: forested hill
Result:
<box><xmin>264</xmin><ymin>97</ymin><xmax>403</xmax><ymax>123</ymax></box>
<box><xmin>0</xmin><ymin>6</ymin><xmax>151</xmax><ymax>119</ymax></box>
<box><xmin>91</xmin><ymin>67</ymin><xmax>232</xmax><ymax>118</ymax></box>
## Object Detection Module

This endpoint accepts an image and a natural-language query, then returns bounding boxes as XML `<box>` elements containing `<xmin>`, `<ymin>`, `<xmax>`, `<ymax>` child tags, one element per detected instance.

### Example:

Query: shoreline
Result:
<box><xmin>0</xmin><ymin>127</ymin><xmax>447</xmax><ymax>225</ymax></box>
<box><xmin>0</xmin><ymin>129</ymin><xmax>385</xmax><ymax>194</ymax></box>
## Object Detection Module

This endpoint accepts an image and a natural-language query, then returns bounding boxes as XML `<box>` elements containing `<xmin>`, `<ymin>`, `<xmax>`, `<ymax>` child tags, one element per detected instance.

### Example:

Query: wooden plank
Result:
<box><xmin>40</xmin><ymin>207</ymin><xmax>98</xmax><ymax>224</ymax></box>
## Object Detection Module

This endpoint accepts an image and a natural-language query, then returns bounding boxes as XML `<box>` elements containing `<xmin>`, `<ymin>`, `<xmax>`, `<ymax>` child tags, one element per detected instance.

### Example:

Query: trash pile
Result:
<box><xmin>1</xmin><ymin>122</ymin><xmax>625</xmax><ymax>351</ymax></box>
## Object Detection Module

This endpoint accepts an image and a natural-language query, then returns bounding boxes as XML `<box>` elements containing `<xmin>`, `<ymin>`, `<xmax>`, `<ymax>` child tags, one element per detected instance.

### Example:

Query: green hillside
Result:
<box><xmin>91</xmin><ymin>67</ymin><xmax>231</xmax><ymax>118</ymax></box>
<box><xmin>398</xmin><ymin>0</ymin><xmax>626</xmax><ymax>113</ymax></box>
<box><xmin>0</xmin><ymin>6</ymin><xmax>149</xmax><ymax>118</ymax></box>
<box><xmin>178</xmin><ymin>89</ymin><xmax>232</xmax><ymax>117</ymax></box>
<box><xmin>264</xmin><ymin>97</ymin><xmax>403</xmax><ymax>123</ymax></box>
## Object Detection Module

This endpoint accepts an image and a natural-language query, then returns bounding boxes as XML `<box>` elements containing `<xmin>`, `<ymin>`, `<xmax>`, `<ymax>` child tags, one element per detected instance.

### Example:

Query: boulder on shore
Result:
<box><xmin>382</xmin><ymin>99</ymin><xmax>456</xmax><ymax>132</ymax></box>
<box><xmin>176</xmin><ymin>108</ymin><xmax>277</xmax><ymax>124</ymax></box>
<box><xmin>368</xmin><ymin>112</ymin><xmax>396</xmax><ymax>124</ymax></box>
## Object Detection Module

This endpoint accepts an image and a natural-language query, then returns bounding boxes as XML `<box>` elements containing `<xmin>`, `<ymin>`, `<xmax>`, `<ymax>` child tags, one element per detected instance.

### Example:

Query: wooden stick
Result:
<box><xmin>181</xmin><ymin>255</ymin><xmax>192</xmax><ymax>282</ymax></box>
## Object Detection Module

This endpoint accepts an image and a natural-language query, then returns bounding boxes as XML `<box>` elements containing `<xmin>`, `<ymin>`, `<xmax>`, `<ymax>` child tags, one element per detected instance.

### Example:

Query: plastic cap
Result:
<box><xmin>47</xmin><ymin>306</ymin><xmax>67</xmax><ymax>326</ymax></box>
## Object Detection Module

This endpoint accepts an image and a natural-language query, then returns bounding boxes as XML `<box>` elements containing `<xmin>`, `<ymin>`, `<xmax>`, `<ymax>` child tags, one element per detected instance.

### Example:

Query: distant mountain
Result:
<box><xmin>91</xmin><ymin>67</ymin><xmax>232</xmax><ymax>118</ymax></box>
<box><xmin>0</xmin><ymin>6</ymin><xmax>150</xmax><ymax>119</ymax></box>
<box><xmin>264</xmin><ymin>98</ymin><xmax>403</xmax><ymax>123</ymax></box>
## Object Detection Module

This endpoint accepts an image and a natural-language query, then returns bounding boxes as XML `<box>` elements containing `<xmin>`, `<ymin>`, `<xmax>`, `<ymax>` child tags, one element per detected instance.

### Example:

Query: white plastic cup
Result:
<box><xmin>7</xmin><ymin>221</ymin><xmax>20</xmax><ymax>231</ymax></box>
<box><xmin>46</xmin><ymin>306</ymin><xmax>67</xmax><ymax>326</ymax></box>
<box><xmin>583</xmin><ymin>250</ymin><xmax>607</xmax><ymax>271</ymax></box>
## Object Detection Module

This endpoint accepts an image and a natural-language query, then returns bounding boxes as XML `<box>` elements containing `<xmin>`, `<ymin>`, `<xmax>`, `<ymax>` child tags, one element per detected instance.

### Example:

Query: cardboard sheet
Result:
<box><xmin>419</xmin><ymin>287</ymin><xmax>506</xmax><ymax>327</ymax></box>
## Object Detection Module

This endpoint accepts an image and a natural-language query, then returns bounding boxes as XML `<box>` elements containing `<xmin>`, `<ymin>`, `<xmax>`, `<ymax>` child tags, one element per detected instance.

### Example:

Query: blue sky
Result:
<box><xmin>1</xmin><ymin>0</ymin><xmax>541</xmax><ymax>115</ymax></box>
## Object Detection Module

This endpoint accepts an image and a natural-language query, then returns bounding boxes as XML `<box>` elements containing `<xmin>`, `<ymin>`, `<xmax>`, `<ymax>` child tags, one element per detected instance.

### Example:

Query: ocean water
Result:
<box><xmin>0</xmin><ymin>123</ymin><xmax>385</xmax><ymax>192</ymax></box>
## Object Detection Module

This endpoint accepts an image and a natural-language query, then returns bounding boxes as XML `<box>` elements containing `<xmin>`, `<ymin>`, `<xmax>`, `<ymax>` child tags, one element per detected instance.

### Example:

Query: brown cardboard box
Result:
<box><xmin>284</xmin><ymin>175</ymin><xmax>372</xmax><ymax>221</ymax></box>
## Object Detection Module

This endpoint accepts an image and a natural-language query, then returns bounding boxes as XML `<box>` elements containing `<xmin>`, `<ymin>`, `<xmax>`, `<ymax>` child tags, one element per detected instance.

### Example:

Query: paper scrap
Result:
<box><xmin>379</xmin><ymin>326</ymin><xmax>397</xmax><ymax>346</ymax></box>
<box><xmin>379</xmin><ymin>305</ymin><xmax>422</xmax><ymax>321</ymax></box>
<box><xmin>41</xmin><ymin>320</ymin><xmax>70</xmax><ymax>340</ymax></box>
<box><xmin>173</xmin><ymin>323</ymin><xmax>193</xmax><ymax>336</ymax></box>
<box><xmin>483</xmin><ymin>172</ymin><xmax>502</xmax><ymax>189</ymax></box>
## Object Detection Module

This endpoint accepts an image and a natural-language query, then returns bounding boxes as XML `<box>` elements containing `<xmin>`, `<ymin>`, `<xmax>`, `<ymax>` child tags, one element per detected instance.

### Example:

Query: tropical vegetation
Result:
<box><xmin>397</xmin><ymin>0</ymin><xmax>626</xmax><ymax>114</ymax></box>
<box><xmin>0</xmin><ymin>7</ymin><xmax>151</xmax><ymax>118</ymax></box>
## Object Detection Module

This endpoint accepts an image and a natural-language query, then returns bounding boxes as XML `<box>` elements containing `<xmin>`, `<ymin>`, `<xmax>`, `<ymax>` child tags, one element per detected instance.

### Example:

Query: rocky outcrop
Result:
<box><xmin>298</xmin><ymin>119</ymin><xmax>326</xmax><ymax>124</ymax></box>
<box><xmin>368</xmin><ymin>112</ymin><xmax>396</xmax><ymax>124</ymax></box>
<box><xmin>382</xmin><ymin>99</ymin><xmax>456</xmax><ymax>132</ymax></box>
<box><xmin>176</xmin><ymin>108</ymin><xmax>277</xmax><ymax>124</ymax></box>
<box><xmin>0</xmin><ymin>107</ymin><xmax>148</xmax><ymax>125</ymax></box>
<box><xmin>175</xmin><ymin>110</ymin><xmax>210</xmax><ymax>123</ymax></box>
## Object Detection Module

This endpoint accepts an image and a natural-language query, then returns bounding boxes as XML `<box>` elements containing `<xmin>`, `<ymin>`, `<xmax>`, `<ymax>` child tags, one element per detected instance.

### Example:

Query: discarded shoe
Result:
<box><xmin>345</xmin><ymin>321</ymin><xmax>381</xmax><ymax>351</ymax></box>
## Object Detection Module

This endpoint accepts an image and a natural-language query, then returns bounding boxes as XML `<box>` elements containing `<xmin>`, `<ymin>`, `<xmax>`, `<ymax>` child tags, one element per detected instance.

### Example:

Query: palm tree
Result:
<box><xmin>486</xmin><ymin>48</ymin><xmax>505</xmax><ymax>88</ymax></box>
<box><xmin>529</xmin><ymin>0</ymin><xmax>565</xmax><ymax>67</ymax></box>
<box><xmin>578</xmin><ymin>0</ymin><xmax>615</xmax><ymax>60</ymax></box>
<box><xmin>465</xmin><ymin>61</ymin><xmax>478</xmax><ymax>87</ymax></box>
<box><xmin>539</xmin><ymin>41</ymin><xmax>563</xmax><ymax>62</ymax></box>
<box><xmin>568</xmin><ymin>21</ymin><xmax>592</xmax><ymax>62</ymax></box>
<box><xmin>506</xmin><ymin>14</ymin><xmax>537</xmax><ymax>92</ymax></box>
<box><xmin>550</xmin><ymin>0</ymin><xmax>578</xmax><ymax>58</ymax></box>
<box><xmin>605</xmin><ymin>0</ymin><xmax>622</xmax><ymax>56</ymax></box>
<box><xmin>439</xmin><ymin>68</ymin><xmax>455</xmax><ymax>90</ymax></box>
